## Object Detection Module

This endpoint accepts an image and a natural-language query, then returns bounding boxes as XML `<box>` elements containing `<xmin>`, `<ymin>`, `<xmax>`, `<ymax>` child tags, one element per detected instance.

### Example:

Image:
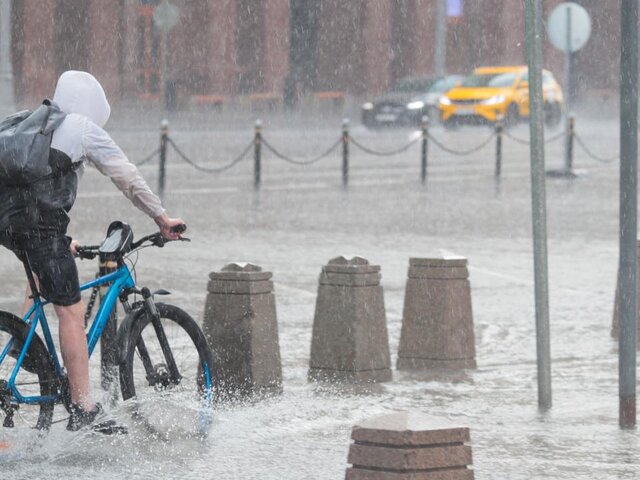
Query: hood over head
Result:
<box><xmin>53</xmin><ymin>70</ymin><xmax>111</xmax><ymax>127</ymax></box>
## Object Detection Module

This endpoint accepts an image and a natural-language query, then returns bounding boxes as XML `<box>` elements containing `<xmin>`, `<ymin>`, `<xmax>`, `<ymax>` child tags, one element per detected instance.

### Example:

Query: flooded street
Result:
<box><xmin>1</xmin><ymin>113</ymin><xmax>638</xmax><ymax>479</ymax></box>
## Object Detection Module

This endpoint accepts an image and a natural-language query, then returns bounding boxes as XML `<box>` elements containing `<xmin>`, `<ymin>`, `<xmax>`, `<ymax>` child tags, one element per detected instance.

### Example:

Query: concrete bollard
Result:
<box><xmin>203</xmin><ymin>262</ymin><xmax>282</xmax><ymax>396</ymax></box>
<box><xmin>346</xmin><ymin>411</ymin><xmax>475</xmax><ymax>479</ymax></box>
<box><xmin>612</xmin><ymin>239</ymin><xmax>640</xmax><ymax>343</ymax></box>
<box><xmin>397</xmin><ymin>257</ymin><xmax>476</xmax><ymax>369</ymax></box>
<box><xmin>309</xmin><ymin>256</ymin><xmax>392</xmax><ymax>382</ymax></box>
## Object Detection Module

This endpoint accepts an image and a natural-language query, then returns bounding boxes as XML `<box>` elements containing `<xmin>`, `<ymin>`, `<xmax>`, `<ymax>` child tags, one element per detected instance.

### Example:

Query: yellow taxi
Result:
<box><xmin>438</xmin><ymin>66</ymin><xmax>563</xmax><ymax>126</ymax></box>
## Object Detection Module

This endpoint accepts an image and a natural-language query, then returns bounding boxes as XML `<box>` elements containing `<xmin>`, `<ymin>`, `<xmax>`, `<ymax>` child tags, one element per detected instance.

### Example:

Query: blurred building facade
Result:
<box><xmin>4</xmin><ymin>0</ymin><xmax>622</xmax><ymax>105</ymax></box>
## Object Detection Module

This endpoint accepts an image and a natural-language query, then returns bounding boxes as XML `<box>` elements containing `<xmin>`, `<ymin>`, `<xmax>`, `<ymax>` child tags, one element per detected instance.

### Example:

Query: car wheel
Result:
<box><xmin>443</xmin><ymin>117</ymin><xmax>457</xmax><ymax>130</ymax></box>
<box><xmin>544</xmin><ymin>102</ymin><xmax>562</xmax><ymax>128</ymax></box>
<box><xmin>504</xmin><ymin>104</ymin><xmax>520</xmax><ymax>127</ymax></box>
<box><xmin>362</xmin><ymin>116</ymin><xmax>377</xmax><ymax>130</ymax></box>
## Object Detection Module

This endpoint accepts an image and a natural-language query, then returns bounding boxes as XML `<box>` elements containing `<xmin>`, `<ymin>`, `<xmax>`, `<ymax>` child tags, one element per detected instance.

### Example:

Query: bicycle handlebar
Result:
<box><xmin>75</xmin><ymin>245</ymin><xmax>100</xmax><ymax>260</ymax></box>
<box><xmin>76</xmin><ymin>233</ymin><xmax>190</xmax><ymax>261</ymax></box>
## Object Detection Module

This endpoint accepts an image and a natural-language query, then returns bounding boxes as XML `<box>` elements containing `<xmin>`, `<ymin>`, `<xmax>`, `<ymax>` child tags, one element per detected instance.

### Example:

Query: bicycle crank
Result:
<box><xmin>0</xmin><ymin>381</ymin><xmax>16</xmax><ymax>428</ymax></box>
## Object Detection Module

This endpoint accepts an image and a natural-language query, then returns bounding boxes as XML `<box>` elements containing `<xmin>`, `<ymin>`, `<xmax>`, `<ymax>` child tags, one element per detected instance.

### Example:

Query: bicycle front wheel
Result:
<box><xmin>119</xmin><ymin>303</ymin><xmax>217</xmax><ymax>437</ymax></box>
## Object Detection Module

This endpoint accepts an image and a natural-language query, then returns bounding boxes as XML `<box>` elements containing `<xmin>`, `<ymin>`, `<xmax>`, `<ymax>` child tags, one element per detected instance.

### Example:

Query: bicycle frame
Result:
<box><xmin>0</xmin><ymin>264</ymin><xmax>135</xmax><ymax>405</ymax></box>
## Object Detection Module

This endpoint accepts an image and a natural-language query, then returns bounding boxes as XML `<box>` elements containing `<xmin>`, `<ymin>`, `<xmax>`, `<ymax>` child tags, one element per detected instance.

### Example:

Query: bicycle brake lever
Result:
<box><xmin>152</xmin><ymin>234</ymin><xmax>166</xmax><ymax>248</ymax></box>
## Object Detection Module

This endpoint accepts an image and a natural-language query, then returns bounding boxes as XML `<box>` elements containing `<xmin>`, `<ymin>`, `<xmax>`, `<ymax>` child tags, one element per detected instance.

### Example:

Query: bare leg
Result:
<box><xmin>22</xmin><ymin>283</ymin><xmax>93</xmax><ymax>409</ymax></box>
<box><xmin>55</xmin><ymin>301</ymin><xmax>94</xmax><ymax>411</ymax></box>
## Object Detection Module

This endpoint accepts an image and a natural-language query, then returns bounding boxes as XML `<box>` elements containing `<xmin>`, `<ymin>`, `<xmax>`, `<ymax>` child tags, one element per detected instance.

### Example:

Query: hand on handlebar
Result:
<box><xmin>154</xmin><ymin>213</ymin><xmax>186</xmax><ymax>241</ymax></box>
<box><xmin>70</xmin><ymin>239</ymin><xmax>80</xmax><ymax>257</ymax></box>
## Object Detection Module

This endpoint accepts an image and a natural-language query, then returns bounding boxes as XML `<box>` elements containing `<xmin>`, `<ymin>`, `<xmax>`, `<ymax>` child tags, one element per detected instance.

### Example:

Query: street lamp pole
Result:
<box><xmin>434</xmin><ymin>0</ymin><xmax>447</xmax><ymax>77</ymax></box>
<box><xmin>161</xmin><ymin>30</ymin><xmax>168</xmax><ymax>112</ymax></box>
<box><xmin>618</xmin><ymin>0</ymin><xmax>638</xmax><ymax>430</ymax></box>
<box><xmin>153</xmin><ymin>0</ymin><xmax>180</xmax><ymax>112</ymax></box>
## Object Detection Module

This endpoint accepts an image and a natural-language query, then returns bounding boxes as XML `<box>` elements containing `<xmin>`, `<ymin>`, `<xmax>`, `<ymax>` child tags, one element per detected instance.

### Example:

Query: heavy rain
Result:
<box><xmin>0</xmin><ymin>1</ymin><xmax>639</xmax><ymax>479</ymax></box>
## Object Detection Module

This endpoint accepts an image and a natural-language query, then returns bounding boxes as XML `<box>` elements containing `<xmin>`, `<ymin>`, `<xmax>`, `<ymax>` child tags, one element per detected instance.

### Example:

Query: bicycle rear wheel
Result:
<box><xmin>0</xmin><ymin>312</ymin><xmax>56</xmax><ymax>431</ymax></box>
<box><xmin>119</xmin><ymin>303</ymin><xmax>217</xmax><ymax>437</ymax></box>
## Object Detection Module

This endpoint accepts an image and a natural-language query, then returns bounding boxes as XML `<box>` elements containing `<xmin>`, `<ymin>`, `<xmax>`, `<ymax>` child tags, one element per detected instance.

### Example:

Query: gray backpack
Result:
<box><xmin>0</xmin><ymin>100</ymin><xmax>80</xmax><ymax>236</ymax></box>
<box><xmin>0</xmin><ymin>100</ymin><xmax>67</xmax><ymax>185</ymax></box>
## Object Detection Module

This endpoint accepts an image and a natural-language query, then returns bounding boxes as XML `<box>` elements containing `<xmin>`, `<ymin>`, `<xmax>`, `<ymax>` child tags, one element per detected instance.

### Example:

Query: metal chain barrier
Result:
<box><xmin>503</xmin><ymin>129</ymin><xmax>564</xmax><ymax>145</ymax></box>
<box><xmin>262</xmin><ymin>137</ymin><xmax>342</xmax><ymax>165</ymax></box>
<box><xmin>168</xmin><ymin>137</ymin><xmax>253</xmax><ymax>173</ymax></box>
<box><xmin>350</xmin><ymin>136</ymin><xmax>420</xmax><ymax>156</ymax></box>
<box><xmin>503</xmin><ymin>129</ymin><xmax>530</xmax><ymax>145</ymax></box>
<box><xmin>574</xmin><ymin>132</ymin><xmax>619</xmax><ymax>163</ymax></box>
<box><xmin>133</xmin><ymin>147</ymin><xmax>160</xmax><ymax>166</ymax></box>
<box><xmin>544</xmin><ymin>130</ymin><xmax>565</xmax><ymax>144</ymax></box>
<box><xmin>427</xmin><ymin>131</ymin><xmax>496</xmax><ymax>156</ymax></box>
<box><xmin>152</xmin><ymin>117</ymin><xmax>622</xmax><ymax>192</ymax></box>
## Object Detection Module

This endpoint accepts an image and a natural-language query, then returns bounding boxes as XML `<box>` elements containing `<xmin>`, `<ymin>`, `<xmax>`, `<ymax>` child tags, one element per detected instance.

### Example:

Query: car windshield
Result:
<box><xmin>391</xmin><ymin>78</ymin><xmax>435</xmax><ymax>93</ymax></box>
<box><xmin>429</xmin><ymin>76</ymin><xmax>461</xmax><ymax>93</ymax></box>
<box><xmin>461</xmin><ymin>72</ymin><xmax>519</xmax><ymax>88</ymax></box>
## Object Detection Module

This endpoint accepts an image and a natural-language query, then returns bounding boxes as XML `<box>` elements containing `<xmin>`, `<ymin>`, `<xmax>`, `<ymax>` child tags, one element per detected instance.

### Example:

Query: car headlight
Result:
<box><xmin>439</xmin><ymin>97</ymin><xmax>452</xmax><ymax>105</ymax></box>
<box><xmin>406</xmin><ymin>101</ymin><xmax>425</xmax><ymax>110</ymax></box>
<box><xmin>483</xmin><ymin>95</ymin><xmax>506</xmax><ymax>106</ymax></box>
<box><xmin>362</xmin><ymin>102</ymin><xmax>374</xmax><ymax>110</ymax></box>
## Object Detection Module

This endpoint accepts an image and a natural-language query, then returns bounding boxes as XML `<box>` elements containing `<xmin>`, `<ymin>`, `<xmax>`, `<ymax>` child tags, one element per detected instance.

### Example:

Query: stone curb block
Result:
<box><xmin>345</xmin><ymin>412</ymin><xmax>474</xmax><ymax>480</ymax></box>
<box><xmin>309</xmin><ymin>256</ymin><xmax>392</xmax><ymax>383</ymax></box>
<box><xmin>203</xmin><ymin>262</ymin><xmax>283</xmax><ymax>397</ymax></box>
<box><xmin>398</xmin><ymin>257</ymin><xmax>476</xmax><ymax>370</ymax></box>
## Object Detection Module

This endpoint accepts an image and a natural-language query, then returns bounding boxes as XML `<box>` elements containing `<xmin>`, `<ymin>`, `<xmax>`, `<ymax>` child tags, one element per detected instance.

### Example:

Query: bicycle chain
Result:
<box><xmin>84</xmin><ymin>273</ymin><xmax>100</xmax><ymax>326</ymax></box>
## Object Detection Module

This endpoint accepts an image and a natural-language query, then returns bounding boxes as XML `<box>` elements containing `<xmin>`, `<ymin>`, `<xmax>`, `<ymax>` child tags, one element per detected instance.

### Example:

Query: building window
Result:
<box><xmin>447</xmin><ymin>0</ymin><xmax>463</xmax><ymax>18</ymax></box>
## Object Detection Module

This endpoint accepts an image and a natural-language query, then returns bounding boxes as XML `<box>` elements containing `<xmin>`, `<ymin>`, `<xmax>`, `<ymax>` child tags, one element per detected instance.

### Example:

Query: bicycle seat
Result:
<box><xmin>99</xmin><ymin>221</ymin><xmax>133</xmax><ymax>259</ymax></box>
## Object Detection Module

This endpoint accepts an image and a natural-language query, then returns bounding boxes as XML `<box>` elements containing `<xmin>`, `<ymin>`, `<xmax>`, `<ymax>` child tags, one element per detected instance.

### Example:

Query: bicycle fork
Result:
<box><xmin>139</xmin><ymin>288</ymin><xmax>182</xmax><ymax>389</ymax></box>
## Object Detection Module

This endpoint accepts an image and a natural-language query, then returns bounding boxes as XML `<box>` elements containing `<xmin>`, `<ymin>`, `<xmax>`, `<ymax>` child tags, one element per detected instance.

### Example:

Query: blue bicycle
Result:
<box><xmin>0</xmin><ymin>221</ymin><xmax>217</xmax><ymax>434</ymax></box>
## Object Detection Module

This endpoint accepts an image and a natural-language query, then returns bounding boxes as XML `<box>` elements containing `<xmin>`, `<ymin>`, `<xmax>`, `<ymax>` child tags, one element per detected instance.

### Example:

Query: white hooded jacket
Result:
<box><xmin>51</xmin><ymin>71</ymin><xmax>165</xmax><ymax>219</ymax></box>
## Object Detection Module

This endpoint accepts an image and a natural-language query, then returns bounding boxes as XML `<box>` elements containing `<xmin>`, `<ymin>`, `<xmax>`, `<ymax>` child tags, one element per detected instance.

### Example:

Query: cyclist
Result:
<box><xmin>0</xmin><ymin>70</ymin><xmax>184</xmax><ymax>431</ymax></box>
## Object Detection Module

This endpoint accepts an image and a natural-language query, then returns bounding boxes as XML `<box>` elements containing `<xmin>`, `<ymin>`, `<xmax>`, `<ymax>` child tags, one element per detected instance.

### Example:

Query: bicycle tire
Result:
<box><xmin>118</xmin><ymin>303</ymin><xmax>217</xmax><ymax>436</ymax></box>
<box><xmin>0</xmin><ymin>311</ymin><xmax>56</xmax><ymax>431</ymax></box>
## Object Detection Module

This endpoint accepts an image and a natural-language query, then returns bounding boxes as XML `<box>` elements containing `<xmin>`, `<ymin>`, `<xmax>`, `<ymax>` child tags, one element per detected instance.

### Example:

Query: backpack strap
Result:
<box><xmin>40</xmin><ymin>99</ymin><xmax>67</xmax><ymax>135</ymax></box>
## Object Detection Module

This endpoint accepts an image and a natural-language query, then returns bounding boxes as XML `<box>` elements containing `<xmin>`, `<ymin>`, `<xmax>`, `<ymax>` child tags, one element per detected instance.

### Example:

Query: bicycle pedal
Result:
<box><xmin>2</xmin><ymin>411</ymin><xmax>14</xmax><ymax>428</ymax></box>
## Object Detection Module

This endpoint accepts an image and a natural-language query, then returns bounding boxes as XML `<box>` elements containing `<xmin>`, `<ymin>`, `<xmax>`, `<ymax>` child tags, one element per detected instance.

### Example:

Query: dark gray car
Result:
<box><xmin>361</xmin><ymin>75</ymin><xmax>462</xmax><ymax>128</ymax></box>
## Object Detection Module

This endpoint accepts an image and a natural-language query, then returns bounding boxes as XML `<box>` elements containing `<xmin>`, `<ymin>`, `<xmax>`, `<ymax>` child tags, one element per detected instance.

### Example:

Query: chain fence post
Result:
<box><xmin>158</xmin><ymin>119</ymin><xmax>168</xmax><ymax>200</ymax></box>
<box><xmin>254</xmin><ymin>119</ymin><xmax>262</xmax><ymax>190</ymax></box>
<box><xmin>567</xmin><ymin>115</ymin><xmax>575</xmax><ymax>173</ymax></box>
<box><xmin>342</xmin><ymin>118</ymin><xmax>350</xmax><ymax>188</ymax></box>
<box><xmin>495</xmin><ymin>115</ymin><xmax>503</xmax><ymax>178</ymax></box>
<box><xmin>421</xmin><ymin>115</ymin><xmax>429</xmax><ymax>185</ymax></box>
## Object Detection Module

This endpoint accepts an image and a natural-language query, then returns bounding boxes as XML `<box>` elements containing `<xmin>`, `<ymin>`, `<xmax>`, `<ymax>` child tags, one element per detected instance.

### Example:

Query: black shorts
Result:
<box><xmin>0</xmin><ymin>234</ymin><xmax>81</xmax><ymax>306</ymax></box>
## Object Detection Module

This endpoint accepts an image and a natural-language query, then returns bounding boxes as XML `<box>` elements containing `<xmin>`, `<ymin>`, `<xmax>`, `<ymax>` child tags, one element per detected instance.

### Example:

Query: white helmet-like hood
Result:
<box><xmin>53</xmin><ymin>70</ymin><xmax>111</xmax><ymax>128</ymax></box>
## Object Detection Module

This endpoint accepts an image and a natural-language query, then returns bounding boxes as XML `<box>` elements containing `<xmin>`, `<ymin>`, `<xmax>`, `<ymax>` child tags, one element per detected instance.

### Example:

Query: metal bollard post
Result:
<box><xmin>495</xmin><ymin>115</ymin><xmax>503</xmax><ymax>178</ymax></box>
<box><xmin>158</xmin><ymin>119</ymin><xmax>168</xmax><ymax>200</ymax></box>
<box><xmin>254</xmin><ymin>119</ymin><xmax>262</xmax><ymax>190</ymax></box>
<box><xmin>567</xmin><ymin>115</ymin><xmax>575</xmax><ymax>172</ymax></box>
<box><xmin>342</xmin><ymin>118</ymin><xmax>350</xmax><ymax>188</ymax></box>
<box><xmin>99</xmin><ymin>257</ymin><xmax>118</xmax><ymax>392</ymax></box>
<box><xmin>421</xmin><ymin>115</ymin><xmax>429</xmax><ymax>185</ymax></box>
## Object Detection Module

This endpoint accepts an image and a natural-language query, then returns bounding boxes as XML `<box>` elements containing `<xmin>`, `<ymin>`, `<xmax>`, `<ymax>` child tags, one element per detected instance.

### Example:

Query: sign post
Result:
<box><xmin>525</xmin><ymin>0</ymin><xmax>552</xmax><ymax>412</ymax></box>
<box><xmin>547</xmin><ymin>3</ymin><xmax>591</xmax><ymax>176</ymax></box>
<box><xmin>153</xmin><ymin>0</ymin><xmax>180</xmax><ymax>112</ymax></box>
